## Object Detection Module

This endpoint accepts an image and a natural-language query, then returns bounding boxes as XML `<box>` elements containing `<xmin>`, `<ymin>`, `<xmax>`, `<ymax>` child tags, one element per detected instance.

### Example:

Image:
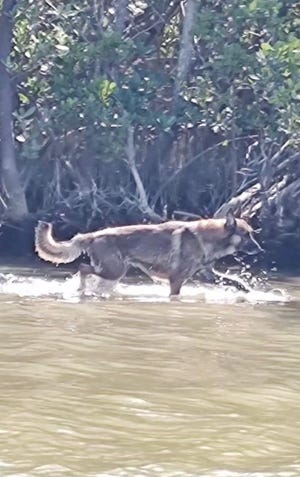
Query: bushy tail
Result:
<box><xmin>35</xmin><ymin>221</ymin><xmax>83</xmax><ymax>264</ymax></box>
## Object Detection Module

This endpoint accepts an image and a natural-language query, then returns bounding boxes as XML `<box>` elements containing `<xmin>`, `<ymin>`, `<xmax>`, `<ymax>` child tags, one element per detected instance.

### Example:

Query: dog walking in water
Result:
<box><xmin>35</xmin><ymin>210</ymin><xmax>262</xmax><ymax>296</ymax></box>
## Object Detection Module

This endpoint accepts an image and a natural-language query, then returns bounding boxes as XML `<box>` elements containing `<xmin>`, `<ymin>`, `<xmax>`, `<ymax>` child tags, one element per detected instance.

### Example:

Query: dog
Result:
<box><xmin>35</xmin><ymin>210</ymin><xmax>262</xmax><ymax>296</ymax></box>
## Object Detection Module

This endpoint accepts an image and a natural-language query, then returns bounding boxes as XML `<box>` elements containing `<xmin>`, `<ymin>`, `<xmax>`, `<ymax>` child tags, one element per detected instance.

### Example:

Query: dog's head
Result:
<box><xmin>223</xmin><ymin>209</ymin><xmax>263</xmax><ymax>256</ymax></box>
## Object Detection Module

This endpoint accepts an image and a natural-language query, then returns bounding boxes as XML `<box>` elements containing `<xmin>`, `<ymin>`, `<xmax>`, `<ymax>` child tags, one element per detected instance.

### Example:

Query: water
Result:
<box><xmin>0</xmin><ymin>268</ymin><xmax>299</xmax><ymax>477</ymax></box>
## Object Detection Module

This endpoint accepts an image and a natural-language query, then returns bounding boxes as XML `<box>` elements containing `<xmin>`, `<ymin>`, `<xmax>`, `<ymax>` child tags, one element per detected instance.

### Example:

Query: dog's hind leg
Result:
<box><xmin>78</xmin><ymin>263</ymin><xmax>95</xmax><ymax>295</ymax></box>
<box><xmin>79</xmin><ymin>260</ymin><xmax>125</xmax><ymax>297</ymax></box>
<box><xmin>91</xmin><ymin>254</ymin><xmax>128</xmax><ymax>297</ymax></box>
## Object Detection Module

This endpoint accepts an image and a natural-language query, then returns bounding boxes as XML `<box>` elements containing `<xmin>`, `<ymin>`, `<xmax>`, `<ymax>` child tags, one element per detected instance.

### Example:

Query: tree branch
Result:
<box><xmin>126</xmin><ymin>125</ymin><xmax>162</xmax><ymax>223</ymax></box>
<box><xmin>173</xmin><ymin>0</ymin><xmax>198</xmax><ymax>107</ymax></box>
<box><xmin>0</xmin><ymin>0</ymin><xmax>28</xmax><ymax>219</ymax></box>
<box><xmin>152</xmin><ymin>134</ymin><xmax>259</xmax><ymax>206</ymax></box>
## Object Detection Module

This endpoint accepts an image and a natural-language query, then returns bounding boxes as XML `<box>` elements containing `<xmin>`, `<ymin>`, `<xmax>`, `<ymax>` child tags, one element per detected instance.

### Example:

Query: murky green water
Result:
<box><xmin>0</xmin><ymin>270</ymin><xmax>300</xmax><ymax>477</ymax></box>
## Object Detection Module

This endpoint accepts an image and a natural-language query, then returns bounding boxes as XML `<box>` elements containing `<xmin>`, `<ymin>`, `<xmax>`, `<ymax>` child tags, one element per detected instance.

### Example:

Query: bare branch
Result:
<box><xmin>152</xmin><ymin>134</ymin><xmax>259</xmax><ymax>206</ymax></box>
<box><xmin>126</xmin><ymin>126</ymin><xmax>162</xmax><ymax>222</ymax></box>
<box><xmin>172</xmin><ymin>210</ymin><xmax>201</xmax><ymax>220</ymax></box>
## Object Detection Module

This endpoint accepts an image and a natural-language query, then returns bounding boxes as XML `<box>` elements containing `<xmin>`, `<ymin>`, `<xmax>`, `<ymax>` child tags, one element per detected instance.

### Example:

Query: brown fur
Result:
<box><xmin>35</xmin><ymin>210</ymin><xmax>262</xmax><ymax>296</ymax></box>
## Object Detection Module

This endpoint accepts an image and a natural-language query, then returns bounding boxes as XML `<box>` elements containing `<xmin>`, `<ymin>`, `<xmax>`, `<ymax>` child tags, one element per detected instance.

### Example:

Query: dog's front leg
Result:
<box><xmin>169</xmin><ymin>276</ymin><xmax>185</xmax><ymax>296</ymax></box>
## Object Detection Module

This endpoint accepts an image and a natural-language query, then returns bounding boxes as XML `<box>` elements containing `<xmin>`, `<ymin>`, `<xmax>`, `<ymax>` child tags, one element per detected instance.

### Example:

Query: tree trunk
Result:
<box><xmin>0</xmin><ymin>0</ymin><xmax>28</xmax><ymax>220</ymax></box>
<box><xmin>173</xmin><ymin>0</ymin><xmax>197</xmax><ymax>107</ymax></box>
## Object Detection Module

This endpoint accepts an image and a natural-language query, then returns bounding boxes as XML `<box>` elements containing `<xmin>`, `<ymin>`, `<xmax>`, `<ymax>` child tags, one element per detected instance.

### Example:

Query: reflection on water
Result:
<box><xmin>0</xmin><ymin>270</ymin><xmax>299</xmax><ymax>477</ymax></box>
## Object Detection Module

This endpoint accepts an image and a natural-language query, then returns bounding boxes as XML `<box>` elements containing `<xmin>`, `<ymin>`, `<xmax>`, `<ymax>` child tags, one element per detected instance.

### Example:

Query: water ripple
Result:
<box><xmin>0</xmin><ymin>272</ymin><xmax>299</xmax><ymax>476</ymax></box>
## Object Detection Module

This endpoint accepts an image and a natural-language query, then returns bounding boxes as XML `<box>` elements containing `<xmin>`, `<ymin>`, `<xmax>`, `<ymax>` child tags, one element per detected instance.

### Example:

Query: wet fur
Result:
<box><xmin>35</xmin><ymin>212</ymin><xmax>262</xmax><ymax>296</ymax></box>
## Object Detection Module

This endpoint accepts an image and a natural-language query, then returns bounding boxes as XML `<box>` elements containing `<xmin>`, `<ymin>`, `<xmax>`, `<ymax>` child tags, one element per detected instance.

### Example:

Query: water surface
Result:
<box><xmin>0</xmin><ymin>270</ymin><xmax>299</xmax><ymax>477</ymax></box>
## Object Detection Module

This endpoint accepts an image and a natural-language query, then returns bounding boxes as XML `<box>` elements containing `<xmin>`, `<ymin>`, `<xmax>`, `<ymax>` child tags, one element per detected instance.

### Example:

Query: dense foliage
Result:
<box><xmin>0</xmin><ymin>0</ymin><xmax>299</xmax><ymax>259</ymax></box>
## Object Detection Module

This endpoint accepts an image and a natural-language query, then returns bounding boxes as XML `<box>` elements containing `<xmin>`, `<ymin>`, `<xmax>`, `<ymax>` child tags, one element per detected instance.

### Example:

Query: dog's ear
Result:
<box><xmin>225</xmin><ymin>208</ymin><xmax>237</xmax><ymax>233</ymax></box>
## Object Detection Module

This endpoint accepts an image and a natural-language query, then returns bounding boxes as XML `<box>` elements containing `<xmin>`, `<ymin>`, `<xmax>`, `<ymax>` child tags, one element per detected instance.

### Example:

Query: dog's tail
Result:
<box><xmin>35</xmin><ymin>221</ymin><xmax>84</xmax><ymax>264</ymax></box>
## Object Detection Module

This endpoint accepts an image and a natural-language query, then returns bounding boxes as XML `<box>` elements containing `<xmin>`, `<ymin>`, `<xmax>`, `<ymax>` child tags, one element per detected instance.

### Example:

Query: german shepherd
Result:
<box><xmin>35</xmin><ymin>210</ymin><xmax>262</xmax><ymax>296</ymax></box>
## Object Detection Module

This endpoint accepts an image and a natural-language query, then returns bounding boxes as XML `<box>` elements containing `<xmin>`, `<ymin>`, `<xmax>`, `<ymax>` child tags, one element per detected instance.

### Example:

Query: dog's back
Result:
<box><xmin>35</xmin><ymin>210</ymin><xmax>262</xmax><ymax>295</ymax></box>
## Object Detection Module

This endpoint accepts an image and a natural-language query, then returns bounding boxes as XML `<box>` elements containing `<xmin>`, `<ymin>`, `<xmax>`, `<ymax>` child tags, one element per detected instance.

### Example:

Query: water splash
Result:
<box><xmin>0</xmin><ymin>272</ymin><xmax>289</xmax><ymax>304</ymax></box>
<box><xmin>89</xmin><ymin>466</ymin><xmax>300</xmax><ymax>477</ymax></box>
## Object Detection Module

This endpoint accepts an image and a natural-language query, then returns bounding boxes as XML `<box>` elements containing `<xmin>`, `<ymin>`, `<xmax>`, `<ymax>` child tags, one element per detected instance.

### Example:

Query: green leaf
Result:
<box><xmin>260</xmin><ymin>42</ymin><xmax>273</xmax><ymax>55</ymax></box>
<box><xmin>19</xmin><ymin>93</ymin><xmax>30</xmax><ymax>104</ymax></box>
<box><xmin>99</xmin><ymin>79</ymin><xmax>117</xmax><ymax>106</ymax></box>
<box><xmin>248</xmin><ymin>0</ymin><xmax>258</xmax><ymax>12</ymax></box>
